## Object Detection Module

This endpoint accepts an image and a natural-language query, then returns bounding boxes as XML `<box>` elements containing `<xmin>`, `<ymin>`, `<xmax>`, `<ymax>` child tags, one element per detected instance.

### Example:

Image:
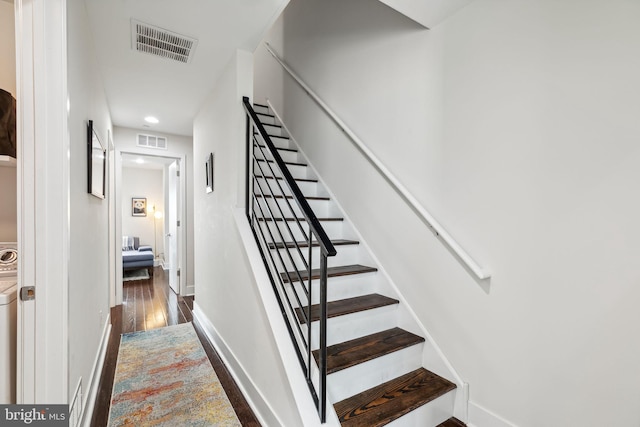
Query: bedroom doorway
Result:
<box><xmin>115</xmin><ymin>151</ymin><xmax>185</xmax><ymax>305</ymax></box>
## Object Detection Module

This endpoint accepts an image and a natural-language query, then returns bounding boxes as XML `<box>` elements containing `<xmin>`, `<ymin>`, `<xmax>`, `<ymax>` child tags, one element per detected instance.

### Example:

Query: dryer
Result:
<box><xmin>0</xmin><ymin>242</ymin><xmax>17</xmax><ymax>404</ymax></box>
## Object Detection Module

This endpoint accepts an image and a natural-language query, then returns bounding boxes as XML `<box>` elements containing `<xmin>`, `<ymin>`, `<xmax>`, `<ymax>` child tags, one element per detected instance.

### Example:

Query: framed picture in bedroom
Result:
<box><xmin>132</xmin><ymin>197</ymin><xmax>147</xmax><ymax>216</ymax></box>
<box><xmin>205</xmin><ymin>152</ymin><xmax>214</xmax><ymax>193</ymax></box>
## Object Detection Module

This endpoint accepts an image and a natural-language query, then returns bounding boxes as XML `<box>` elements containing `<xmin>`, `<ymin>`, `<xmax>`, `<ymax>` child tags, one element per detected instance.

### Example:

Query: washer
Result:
<box><xmin>0</xmin><ymin>242</ymin><xmax>17</xmax><ymax>404</ymax></box>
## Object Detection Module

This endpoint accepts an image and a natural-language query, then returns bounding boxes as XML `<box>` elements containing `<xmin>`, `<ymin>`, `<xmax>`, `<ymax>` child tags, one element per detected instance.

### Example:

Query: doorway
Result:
<box><xmin>115</xmin><ymin>152</ymin><xmax>185</xmax><ymax>305</ymax></box>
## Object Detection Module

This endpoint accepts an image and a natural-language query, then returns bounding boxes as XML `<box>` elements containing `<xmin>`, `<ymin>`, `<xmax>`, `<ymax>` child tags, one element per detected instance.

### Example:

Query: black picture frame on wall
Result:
<box><xmin>205</xmin><ymin>152</ymin><xmax>214</xmax><ymax>193</ymax></box>
<box><xmin>87</xmin><ymin>120</ymin><xmax>106</xmax><ymax>199</ymax></box>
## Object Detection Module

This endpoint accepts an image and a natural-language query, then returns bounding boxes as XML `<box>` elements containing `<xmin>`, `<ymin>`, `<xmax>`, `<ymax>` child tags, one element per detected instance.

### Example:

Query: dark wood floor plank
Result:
<box><xmin>314</xmin><ymin>327</ymin><xmax>425</xmax><ymax>374</ymax></box>
<box><xmin>335</xmin><ymin>368</ymin><xmax>456</xmax><ymax>427</ymax></box>
<box><xmin>192</xmin><ymin>316</ymin><xmax>261</xmax><ymax>427</ymax></box>
<box><xmin>122</xmin><ymin>285</ymin><xmax>135</xmax><ymax>334</ymax></box>
<box><xmin>143</xmin><ymin>283</ymin><xmax>156</xmax><ymax>330</ymax></box>
<box><xmin>134</xmin><ymin>283</ymin><xmax>146</xmax><ymax>331</ymax></box>
<box><xmin>296</xmin><ymin>294</ymin><xmax>399</xmax><ymax>324</ymax></box>
<box><xmin>92</xmin><ymin>267</ymin><xmax>260</xmax><ymax>427</ymax></box>
<box><xmin>158</xmin><ymin>276</ymin><xmax>179</xmax><ymax>326</ymax></box>
<box><xmin>148</xmin><ymin>279</ymin><xmax>169</xmax><ymax>329</ymax></box>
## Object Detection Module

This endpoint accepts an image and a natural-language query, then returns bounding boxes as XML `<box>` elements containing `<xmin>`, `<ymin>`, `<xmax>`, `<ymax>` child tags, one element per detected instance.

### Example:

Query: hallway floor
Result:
<box><xmin>91</xmin><ymin>267</ymin><xmax>261</xmax><ymax>426</ymax></box>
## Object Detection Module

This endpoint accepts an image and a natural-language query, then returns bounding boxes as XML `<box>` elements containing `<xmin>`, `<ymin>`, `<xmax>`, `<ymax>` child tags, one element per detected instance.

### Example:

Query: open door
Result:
<box><xmin>167</xmin><ymin>160</ymin><xmax>180</xmax><ymax>294</ymax></box>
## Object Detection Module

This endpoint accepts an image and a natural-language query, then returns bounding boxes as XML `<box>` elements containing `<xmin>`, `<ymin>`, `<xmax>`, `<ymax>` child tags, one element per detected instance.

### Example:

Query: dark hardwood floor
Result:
<box><xmin>90</xmin><ymin>267</ymin><xmax>261</xmax><ymax>426</ymax></box>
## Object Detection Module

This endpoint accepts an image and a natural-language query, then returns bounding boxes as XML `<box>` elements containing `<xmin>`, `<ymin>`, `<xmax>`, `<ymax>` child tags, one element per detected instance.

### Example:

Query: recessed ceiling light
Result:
<box><xmin>144</xmin><ymin>116</ymin><xmax>159</xmax><ymax>124</ymax></box>
<box><xmin>136</xmin><ymin>158</ymin><xmax>145</xmax><ymax>164</ymax></box>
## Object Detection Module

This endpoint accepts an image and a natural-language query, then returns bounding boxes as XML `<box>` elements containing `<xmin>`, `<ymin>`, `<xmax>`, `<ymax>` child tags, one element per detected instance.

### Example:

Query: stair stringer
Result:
<box><xmin>265</xmin><ymin>98</ymin><xmax>469</xmax><ymax>423</ymax></box>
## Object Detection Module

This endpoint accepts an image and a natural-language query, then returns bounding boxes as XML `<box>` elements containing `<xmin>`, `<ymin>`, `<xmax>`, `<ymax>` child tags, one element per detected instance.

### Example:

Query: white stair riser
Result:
<box><xmin>385</xmin><ymin>390</ymin><xmax>456</xmax><ymax>427</ymax></box>
<box><xmin>260</xmin><ymin>123</ymin><xmax>283</xmax><ymax>136</ymax></box>
<box><xmin>272</xmin><ymin>243</ymin><xmax>363</xmax><ymax>271</ymax></box>
<box><xmin>308</xmin><ymin>304</ymin><xmax>398</xmax><ymax>349</ymax></box>
<box><xmin>252</xmin><ymin>104</ymin><xmax>270</xmax><ymax>115</ymax></box>
<box><xmin>327</xmin><ymin>343</ymin><xmax>424</xmax><ymax>402</ymax></box>
<box><xmin>253</xmin><ymin>133</ymin><xmax>293</xmax><ymax>150</ymax></box>
<box><xmin>257</xmin><ymin>114</ymin><xmax>276</xmax><ymax>125</ymax></box>
<box><xmin>284</xmin><ymin>272</ymin><xmax>377</xmax><ymax>306</ymax></box>
<box><xmin>254</xmin><ymin>161</ymin><xmax>312</xmax><ymax>181</ymax></box>
<box><xmin>254</xmin><ymin>177</ymin><xmax>320</xmax><ymax>198</ymax></box>
<box><xmin>254</xmin><ymin>147</ymin><xmax>300</xmax><ymax>164</ymax></box>
<box><xmin>258</xmin><ymin>220</ymin><xmax>345</xmax><ymax>243</ymax></box>
<box><xmin>257</xmin><ymin>197</ymin><xmax>333</xmax><ymax>219</ymax></box>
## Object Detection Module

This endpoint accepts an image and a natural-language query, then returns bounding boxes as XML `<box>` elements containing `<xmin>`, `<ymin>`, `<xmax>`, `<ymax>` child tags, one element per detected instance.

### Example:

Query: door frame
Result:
<box><xmin>15</xmin><ymin>0</ymin><xmax>69</xmax><ymax>403</ymax></box>
<box><xmin>113</xmin><ymin>149</ymin><xmax>187</xmax><ymax>305</ymax></box>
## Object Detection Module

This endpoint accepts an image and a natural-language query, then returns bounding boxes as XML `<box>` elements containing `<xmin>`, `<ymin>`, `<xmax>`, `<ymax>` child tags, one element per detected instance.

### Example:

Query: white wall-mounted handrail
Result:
<box><xmin>264</xmin><ymin>42</ymin><xmax>491</xmax><ymax>280</ymax></box>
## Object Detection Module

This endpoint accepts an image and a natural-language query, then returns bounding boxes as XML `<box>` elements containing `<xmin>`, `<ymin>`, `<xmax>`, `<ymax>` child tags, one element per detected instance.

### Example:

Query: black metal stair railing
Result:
<box><xmin>242</xmin><ymin>97</ymin><xmax>336</xmax><ymax>422</ymax></box>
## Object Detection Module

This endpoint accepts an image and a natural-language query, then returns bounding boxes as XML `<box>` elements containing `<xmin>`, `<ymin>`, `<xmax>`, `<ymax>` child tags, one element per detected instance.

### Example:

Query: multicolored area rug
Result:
<box><xmin>108</xmin><ymin>323</ymin><xmax>242</xmax><ymax>427</ymax></box>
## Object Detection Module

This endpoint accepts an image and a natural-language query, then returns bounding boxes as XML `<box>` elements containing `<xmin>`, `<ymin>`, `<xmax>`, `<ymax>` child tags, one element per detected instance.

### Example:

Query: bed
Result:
<box><xmin>122</xmin><ymin>236</ymin><xmax>154</xmax><ymax>277</ymax></box>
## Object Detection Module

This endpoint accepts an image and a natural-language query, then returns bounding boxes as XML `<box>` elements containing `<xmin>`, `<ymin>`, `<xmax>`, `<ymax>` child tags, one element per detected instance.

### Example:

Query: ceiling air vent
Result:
<box><xmin>131</xmin><ymin>20</ymin><xmax>197</xmax><ymax>64</ymax></box>
<box><xmin>137</xmin><ymin>134</ymin><xmax>167</xmax><ymax>150</ymax></box>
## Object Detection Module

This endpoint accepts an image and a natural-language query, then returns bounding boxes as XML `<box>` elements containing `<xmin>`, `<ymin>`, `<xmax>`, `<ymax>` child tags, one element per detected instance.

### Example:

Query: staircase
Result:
<box><xmin>245</xmin><ymin>99</ymin><xmax>465</xmax><ymax>426</ymax></box>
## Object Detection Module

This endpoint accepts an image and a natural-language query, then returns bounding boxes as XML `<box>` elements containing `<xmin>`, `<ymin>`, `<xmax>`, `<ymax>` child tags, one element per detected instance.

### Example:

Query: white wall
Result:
<box><xmin>67</xmin><ymin>0</ymin><xmax>112</xmax><ymax>415</ymax></box>
<box><xmin>0</xmin><ymin>1</ymin><xmax>17</xmax><ymax>242</ymax></box>
<box><xmin>113</xmin><ymin>126</ymin><xmax>194</xmax><ymax>287</ymax></box>
<box><xmin>121</xmin><ymin>167</ymin><xmax>164</xmax><ymax>256</ymax></box>
<box><xmin>255</xmin><ymin>1</ymin><xmax>640</xmax><ymax>426</ymax></box>
<box><xmin>193</xmin><ymin>50</ymin><xmax>303</xmax><ymax>427</ymax></box>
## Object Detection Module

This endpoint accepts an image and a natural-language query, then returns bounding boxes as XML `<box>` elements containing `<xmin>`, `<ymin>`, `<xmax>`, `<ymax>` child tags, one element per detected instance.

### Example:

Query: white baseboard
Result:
<box><xmin>192</xmin><ymin>305</ymin><xmax>282</xmax><ymax>427</ymax></box>
<box><xmin>80</xmin><ymin>314</ymin><xmax>112</xmax><ymax>427</ymax></box>
<box><xmin>183</xmin><ymin>283</ymin><xmax>195</xmax><ymax>296</ymax></box>
<box><xmin>468</xmin><ymin>401</ymin><xmax>517</xmax><ymax>427</ymax></box>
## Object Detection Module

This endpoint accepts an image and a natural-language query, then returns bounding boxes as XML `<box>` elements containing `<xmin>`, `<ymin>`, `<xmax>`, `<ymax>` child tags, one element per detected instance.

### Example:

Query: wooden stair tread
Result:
<box><xmin>257</xmin><ymin>217</ymin><xmax>343</xmax><ymax>222</ymax></box>
<box><xmin>256</xmin><ymin>158</ymin><xmax>307</xmax><ymax>167</ymax></box>
<box><xmin>314</xmin><ymin>327</ymin><xmax>425</xmax><ymax>374</ymax></box>
<box><xmin>254</xmin><ymin>174</ymin><xmax>317</xmax><ymax>183</ymax></box>
<box><xmin>255</xmin><ymin>112</ymin><xmax>274</xmax><ymax>118</ymax></box>
<box><xmin>296</xmin><ymin>294</ymin><xmax>398</xmax><ymax>324</ymax></box>
<box><xmin>253</xmin><ymin>131</ymin><xmax>290</xmax><ymax>140</ymax></box>
<box><xmin>255</xmin><ymin>144</ymin><xmax>298</xmax><ymax>153</ymax></box>
<box><xmin>437</xmin><ymin>418</ymin><xmax>466</xmax><ymax>427</ymax></box>
<box><xmin>253</xmin><ymin>102</ymin><xmax>269</xmax><ymax>109</ymax></box>
<box><xmin>255</xmin><ymin>194</ymin><xmax>330</xmax><ymax>201</ymax></box>
<box><xmin>269</xmin><ymin>239</ymin><xmax>359</xmax><ymax>250</ymax></box>
<box><xmin>282</xmin><ymin>264</ymin><xmax>377</xmax><ymax>283</ymax></box>
<box><xmin>261</xmin><ymin>122</ymin><xmax>282</xmax><ymax>129</ymax></box>
<box><xmin>335</xmin><ymin>368</ymin><xmax>457</xmax><ymax>427</ymax></box>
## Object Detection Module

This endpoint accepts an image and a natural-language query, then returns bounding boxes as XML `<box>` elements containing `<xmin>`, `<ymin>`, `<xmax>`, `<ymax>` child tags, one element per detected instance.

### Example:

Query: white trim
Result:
<box><xmin>263</xmin><ymin>42</ymin><xmax>490</xmax><ymax>281</ymax></box>
<box><xmin>192</xmin><ymin>304</ymin><xmax>282</xmax><ymax>427</ymax></box>
<box><xmin>230</xmin><ymin>208</ymin><xmax>342</xmax><ymax>427</ymax></box>
<box><xmin>15</xmin><ymin>0</ymin><xmax>69</xmax><ymax>403</ymax></box>
<box><xmin>468</xmin><ymin>401</ymin><xmax>517</xmax><ymax>427</ymax></box>
<box><xmin>80</xmin><ymin>316</ymin><xmax>112</xmax><ymax>427</ymax></box>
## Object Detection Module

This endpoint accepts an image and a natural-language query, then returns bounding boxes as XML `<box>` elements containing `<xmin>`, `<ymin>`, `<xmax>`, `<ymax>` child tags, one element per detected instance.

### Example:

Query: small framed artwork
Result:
<box><xmin>205</xmin><ymin>152</ymin><xmax>214</xmax><ymax>193</ymax></box>
<box><xmin>132</xmin><ymin>197</ymin><xmax>147</xmax><ymax>216</ymax></box>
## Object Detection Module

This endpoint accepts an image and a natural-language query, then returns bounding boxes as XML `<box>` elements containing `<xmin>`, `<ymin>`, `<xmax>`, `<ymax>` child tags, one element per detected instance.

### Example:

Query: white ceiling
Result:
<box><xmin>84</xmin><ymin>0</ymin><xmax>288</xmax><ymax>136</ymax></box>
